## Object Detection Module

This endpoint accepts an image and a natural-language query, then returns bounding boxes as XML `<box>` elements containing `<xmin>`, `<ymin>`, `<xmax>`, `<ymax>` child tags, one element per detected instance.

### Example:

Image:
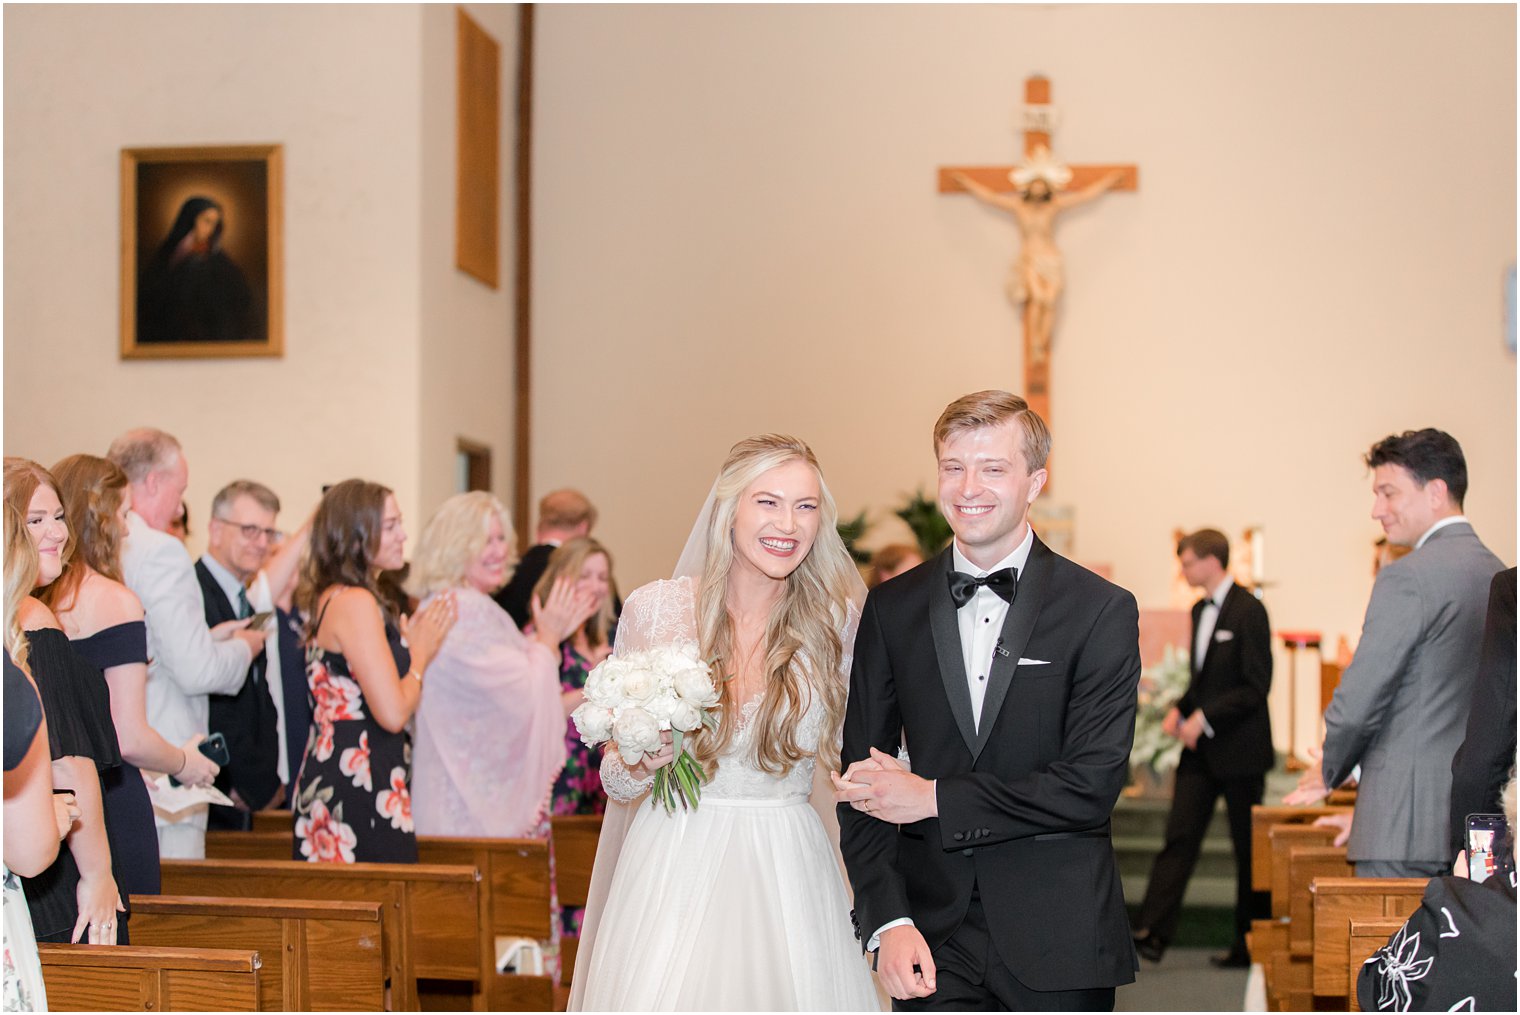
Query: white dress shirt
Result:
<box><xmin>199</xmin><ymin>554</ymin><xmax>288</xmax><ymax>785</ymax></box>
<box><xmin>1415</xmin><ymin>514</ymin><xmax>1467</xmax><ymax>549</ymax></box>
<box><xmin>951</xmin><ymin>529</ymin><xmax>1035</xmax><ymax>731</ymax></box>
<box><xmin>122</xmin><ymin>511</ymin><xmax>253</xmax><ymax>847</ymax></box>
<box><xmin>1189</xmin><ymin>576</ymin><xmax>1233</xmax><ymax>739</ymax></box>
<box><xmin>868</xmin><ymin>527</ymin><xmax>1036</xmax><ymax>950</ymax></box>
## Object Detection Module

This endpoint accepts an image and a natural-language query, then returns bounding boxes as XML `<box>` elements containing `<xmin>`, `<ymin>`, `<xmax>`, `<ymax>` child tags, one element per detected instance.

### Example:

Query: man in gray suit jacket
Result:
<box><xmin>1292</xmin><ymin>429</ymin><xmax>1503</xmax><ymax>877</ymax></box>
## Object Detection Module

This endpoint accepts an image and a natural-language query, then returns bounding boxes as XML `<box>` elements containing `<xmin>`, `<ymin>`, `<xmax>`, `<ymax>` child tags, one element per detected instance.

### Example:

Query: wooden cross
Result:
<box><xmin>938</xmin><ymin>75</ymin><xmax>1138</xmax><ymax>444</ymax></box>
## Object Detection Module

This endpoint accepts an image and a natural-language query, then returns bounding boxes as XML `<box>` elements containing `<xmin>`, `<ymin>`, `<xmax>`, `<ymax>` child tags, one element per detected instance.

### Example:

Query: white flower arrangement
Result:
<box><xmin>571</xmin><ymin>644</ymin><xmax>720</xmax><ymax>813</ymax></box>
<box><xmin>1130</xmin><ymin>643</ymin><xmax>1192</xmax><ymax>775</ymax></box>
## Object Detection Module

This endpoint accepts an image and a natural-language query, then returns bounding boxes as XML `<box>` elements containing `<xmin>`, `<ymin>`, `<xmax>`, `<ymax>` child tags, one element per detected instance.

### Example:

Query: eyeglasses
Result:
<box><xmin>213</xmin><ymin>517</ymin><xmax>283</xmax><ymax>543</ymax></box>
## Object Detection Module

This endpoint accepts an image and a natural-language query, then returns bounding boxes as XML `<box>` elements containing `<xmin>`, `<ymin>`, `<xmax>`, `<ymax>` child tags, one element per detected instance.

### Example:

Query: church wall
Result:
<box><xmin>417</xmin><ymin>3</ymin><xmax>521</xmax><ymax>530</ymax></box>
<box><xmin>533</xmin><ymin>4</ymin><xmax>1517</xmax><ymax>755</ymax></box>
<box><xmin>3</xmin><ymin>4</ymin><xmax>428</xmax><ymax>544</ymax></box>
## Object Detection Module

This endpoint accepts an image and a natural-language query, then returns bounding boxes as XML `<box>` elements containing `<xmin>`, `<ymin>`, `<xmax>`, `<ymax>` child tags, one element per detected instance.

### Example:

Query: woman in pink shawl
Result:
<box><xmin>407</xmin><ymin>493</ymin><xmax>597</xmax><ymax>838</ymax></box>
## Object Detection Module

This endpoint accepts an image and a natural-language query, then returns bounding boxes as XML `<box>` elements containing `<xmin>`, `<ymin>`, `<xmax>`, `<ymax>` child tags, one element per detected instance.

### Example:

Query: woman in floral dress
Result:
<box><xmin>290</xmin><ymin>480</ymin><xmax>455</xmax><ymax>864</ymax></box>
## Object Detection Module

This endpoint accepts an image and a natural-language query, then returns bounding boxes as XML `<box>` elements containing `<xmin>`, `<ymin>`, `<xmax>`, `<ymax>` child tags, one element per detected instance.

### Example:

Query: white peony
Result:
<box><xmin>672</xmin><ymin>663</ymin><xmax>719</xmax><ymax>708</ymax></box>
<box><xmin>643</xmin><ymin>693</ymin><xmax>679</xmax><ymax>727</ymax></box>
<box><xmin>615</xmin><ymin>707</ymin><xmax>663</xmax><ymax>764</ymax></box>
<box><xmin>583</xmin><ymin>657</ymin><xmax>625</xmax><ymax>704</ymax></box>
<box><xmin>571</xmin><ymin>701</ymin><xmax>614</xmax><ymax>746</ymax></box>
<box><xmin>667</xmin><ymin>699</ymin><xmax>703</xmax><ymax>733</ymax></box>
<box><xmin>620</xmin><ymin>665</ymin><xmax>659</xmax><ymax>704</ymax></box>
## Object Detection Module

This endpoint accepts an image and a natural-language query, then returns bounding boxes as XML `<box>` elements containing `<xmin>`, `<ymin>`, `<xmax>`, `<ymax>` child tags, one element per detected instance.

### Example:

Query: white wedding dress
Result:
<box><xmin>571</xmin><ymin>577</ymin><xmax>881</xmax><ymax>1011</ymax></box>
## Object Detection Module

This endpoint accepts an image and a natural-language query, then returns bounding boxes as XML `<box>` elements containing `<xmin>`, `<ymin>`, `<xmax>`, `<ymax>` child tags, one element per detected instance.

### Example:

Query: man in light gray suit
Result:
<box><xmin>1290</xmin><ymin>429</ymin><xmax>1503</xmax><ymax>877</ymax></box>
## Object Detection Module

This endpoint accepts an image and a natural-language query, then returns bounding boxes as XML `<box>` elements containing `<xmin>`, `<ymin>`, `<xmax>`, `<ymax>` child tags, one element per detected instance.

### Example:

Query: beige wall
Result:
<box><xmin>419</xmin><ymin>3</ymin><xmax>520</xmax><ymax>526</ymax></box>
<box><xmin>533</xmin><ymin>4</ymin><xmax>1517</xmax><ymax>754</ymax></box>
<box><xmin>4</xmin><ymin>3</ymin><xmax>519</xmax><ymax>551</ymax></box>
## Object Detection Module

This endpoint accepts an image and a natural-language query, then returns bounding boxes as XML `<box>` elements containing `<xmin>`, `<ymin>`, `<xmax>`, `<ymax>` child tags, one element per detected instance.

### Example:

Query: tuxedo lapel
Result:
<box><xmin>928</xmin><ymin>548</ymin><xmax>979</xmax><ymax>758</ymax></box>
<box><xmin>973</xmin><ymin>534</ymin><xmax>1050</xmax><ymax>761</ymax></box>
<box><xmin>1191</xmin><ymin>598</ymin><xmax>1207</xmax><ymax>677</ymax></box>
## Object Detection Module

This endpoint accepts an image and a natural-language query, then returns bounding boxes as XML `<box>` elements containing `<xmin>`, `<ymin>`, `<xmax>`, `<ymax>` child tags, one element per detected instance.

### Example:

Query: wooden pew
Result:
<box><xmin>1261</xmin><ymin>824</ymin><xmax>1340</xmax><ymax>1011</ymax></box>
<box><xmin>129</xmin><ymin>894</ymin><xmax>385</xmax><ymax>1011</ymax></box>
<box><xmin>416</xmin><ymin>836</ymin><xmax>554</xmax><ymax>1011</ymax></box>
<box><xmin>549</xmin><ymin>814</ymin><xmax>602</xmax><ymax>987</ymax></box>
<box><xmin>251</xmin><ymin>809</ymin><xmax>293</xmax><ymax>834</ymax></box>
<box><xmin>1250</xmin><ymin>804</ymin><xmax>1352</xmax><ymax>893</ymax></box>
<box><xmin>1268</xmin><ymin>824</ymin><xmax>1340</xmax><ymax>918</ymax></box>
<box><xmin>162</xmin><ymin>858</ymin><xmax>479</xmax><ymax>1011</ymax></box>
<box><xmin>1346</xmin><ymin>917</ymin><xmax>1405</xmax><ymax>1012</ymax></box>
<box><xmin>1311</xmin><ymin>877</ymin><xmax>1426</xmax><ymax>1000</ymax></box>
<box><xmin>40</xmin><ymin>943</ymin><xmax>260</xmax><ymax>1011</ymax></box>
<box><xmin>202</xmin><ymin>830</ymin><xmax>557</xmax><ymax>1011</ymax></box>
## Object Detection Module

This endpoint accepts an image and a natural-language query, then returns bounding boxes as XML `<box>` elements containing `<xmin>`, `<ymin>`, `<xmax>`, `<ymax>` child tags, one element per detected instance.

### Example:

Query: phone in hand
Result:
<box><xmin>245</xmin><ymin>610</ymin><xmax>274</xmax><ymax>629</ymax></box>
<box><xmin>170</xmin><ymin>732</ymin><xmax>230</xmax><ymax>786</ymax></box>
<box><xmin>1465</xmin><ymin>812</ymin><xmax>1514</xmax><ymax>884</ymax></box>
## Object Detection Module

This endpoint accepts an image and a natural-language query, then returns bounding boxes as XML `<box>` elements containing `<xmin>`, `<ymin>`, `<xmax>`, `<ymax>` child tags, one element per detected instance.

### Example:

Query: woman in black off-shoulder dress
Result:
<box><xmin>8</xmin><ymin>453</ymin><xmax>127</xmax><ymax>946</ymax></box>
<box><xmin>44</xmin><ymin>455</ymin><xmax>225</xmax><ymax>911</ymax></box>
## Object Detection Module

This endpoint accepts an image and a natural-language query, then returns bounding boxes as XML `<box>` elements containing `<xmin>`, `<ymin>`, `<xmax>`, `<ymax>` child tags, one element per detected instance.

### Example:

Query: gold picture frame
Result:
<box><xmin>120</xmin><ymin>144</ymin><xmax>283</xmax><ymax>359</ymax></box>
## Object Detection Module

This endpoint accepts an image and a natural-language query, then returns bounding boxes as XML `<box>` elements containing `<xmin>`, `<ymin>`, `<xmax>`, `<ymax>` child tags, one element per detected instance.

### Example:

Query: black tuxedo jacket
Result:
<box><xmin>839</xmin><ymin>536</ymin><xmax>1140</xmax><ymax>992</ymax></box>
<box><xmin>1175</xmin><ymin>583</ymin><xmax>1274</xmax><ymax>780</ymax></box>
<box><xmin>196</xmin><ymin>560</ymin><xmax>282</xmax><ymax>810</ymax></box>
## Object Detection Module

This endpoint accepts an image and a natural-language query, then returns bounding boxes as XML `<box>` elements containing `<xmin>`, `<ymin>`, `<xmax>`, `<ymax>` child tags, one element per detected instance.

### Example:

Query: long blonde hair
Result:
<box><xmin>693</xmin><ymin>435</ymin><xmax>858</xmax><ymax>776</ymax></box>
<box><xmin>4</xmin><ymin>501</ymin><xmax>39</xmax><ymax>669</ymax></box>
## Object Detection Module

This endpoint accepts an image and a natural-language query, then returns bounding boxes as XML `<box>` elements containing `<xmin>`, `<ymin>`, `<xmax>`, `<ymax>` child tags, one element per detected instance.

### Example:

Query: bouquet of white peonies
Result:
<box><xmin>571</xmin><ymin>644</ymin><xmax>721</xmax><ymax>813</ymax></box>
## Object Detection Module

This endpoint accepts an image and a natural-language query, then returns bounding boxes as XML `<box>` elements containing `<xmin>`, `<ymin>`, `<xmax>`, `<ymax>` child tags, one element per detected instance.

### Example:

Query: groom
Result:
<box><xmin>835</xmin><ymin>390</ymin><xmax>1140</xmax><ymax>1010</ymax></box>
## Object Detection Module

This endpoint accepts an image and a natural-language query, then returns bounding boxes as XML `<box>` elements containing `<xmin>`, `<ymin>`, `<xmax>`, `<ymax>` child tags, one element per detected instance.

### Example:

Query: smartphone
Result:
<box><xmin>170</xmin><ymin>732</ymin><xmax>230</xmax><ymax>786</ymax></box>
<box><xmin>245</xmin><ymin>610</ymin><xmax>274</xmax><ymax>629</ymax></box>
<box><xmin>1466</xmin><ymin>813</ymin><xmax>1514</xmax><ymax>884</ymax></box>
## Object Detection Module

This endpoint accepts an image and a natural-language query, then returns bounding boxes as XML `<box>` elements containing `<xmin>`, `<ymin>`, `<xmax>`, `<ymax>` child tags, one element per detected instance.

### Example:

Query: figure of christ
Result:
<box><xmin>950</xmin><ymin>154</ymin><xmax>1125</xmax><ymax>366</ymax></box>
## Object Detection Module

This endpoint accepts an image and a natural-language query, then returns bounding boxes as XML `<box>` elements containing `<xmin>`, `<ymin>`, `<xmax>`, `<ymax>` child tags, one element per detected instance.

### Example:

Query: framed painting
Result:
<box><xmin>120</xmin><ymin>144</ymin><xmax>283</xmax><ymax>359</ymax></box>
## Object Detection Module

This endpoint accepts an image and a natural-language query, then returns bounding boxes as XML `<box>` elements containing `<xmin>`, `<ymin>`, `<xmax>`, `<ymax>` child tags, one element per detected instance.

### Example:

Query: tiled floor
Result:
<box><xmin>1116</xmin><ymin>947</ymin><xmax>1252</xmax><ymax>1012</ymax></box>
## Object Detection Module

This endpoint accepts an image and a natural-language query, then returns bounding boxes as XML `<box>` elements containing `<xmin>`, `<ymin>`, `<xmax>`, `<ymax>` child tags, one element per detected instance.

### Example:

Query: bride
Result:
<box><xmin>569</xmin><ymin>435</ymin><xmax>881</xmax><ymax>1011</ymax></box>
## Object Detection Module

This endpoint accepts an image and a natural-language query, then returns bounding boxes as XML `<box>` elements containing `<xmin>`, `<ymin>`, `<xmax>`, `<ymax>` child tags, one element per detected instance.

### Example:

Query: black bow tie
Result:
<box><xmin>948</xmin><ymin>568</ymin><xmax>1018</xmax><ymax>609</ymax></box>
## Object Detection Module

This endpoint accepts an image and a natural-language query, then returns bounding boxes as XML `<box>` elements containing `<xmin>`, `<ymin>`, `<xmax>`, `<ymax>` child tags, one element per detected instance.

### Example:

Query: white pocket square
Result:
<box><xmin>1213</xmin><ymin>630</ymin><xmax>1234</xmax><ymax>643</ymax></box>
<box><xmin>1017</xmin><ymin>657</ymin><xmax>1051</xmax><ymax>666</ymax></box>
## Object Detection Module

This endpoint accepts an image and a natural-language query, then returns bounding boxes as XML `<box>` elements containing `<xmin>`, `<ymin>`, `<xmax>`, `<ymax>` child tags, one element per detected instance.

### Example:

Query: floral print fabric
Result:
<box><xmin>292</xmin><ymin>617</ymin><xmax>418</xmax><ymax>864</ymax></box>
<box><xmin>549</xmin><ymin>642</ymin><xmax>607</xmax><ymax>938</ymax></box>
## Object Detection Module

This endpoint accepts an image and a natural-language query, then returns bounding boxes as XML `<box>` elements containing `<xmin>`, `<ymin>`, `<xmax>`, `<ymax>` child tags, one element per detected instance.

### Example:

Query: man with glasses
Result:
<box><xmin>197</xmin><ymin>481</ymin><xmax>287</xmax><ymax>829</ymax></box>
<box><xmin>109</xmin><ymin>429</ymin><xmax>269</xmax><ymax>858</ymax></box>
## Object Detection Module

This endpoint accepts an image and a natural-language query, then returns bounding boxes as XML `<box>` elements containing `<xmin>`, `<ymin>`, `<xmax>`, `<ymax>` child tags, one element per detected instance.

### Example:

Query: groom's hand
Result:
<box><xmin>833</xmin><ymin>748</ymin><xmax>937</xmax><ymax>824</ymax></box>
<box><xmin>877</xmin><ymin>925</ymin><xmax>937</xmax><ymax>1000</ymax></box>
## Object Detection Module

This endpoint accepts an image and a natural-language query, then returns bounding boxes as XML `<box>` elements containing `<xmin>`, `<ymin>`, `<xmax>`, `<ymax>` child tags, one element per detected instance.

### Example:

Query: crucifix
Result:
<box><xmin>939</xmin><ymin>75</ymin><xmax>1138</xmax><ymax>438</ymax></box>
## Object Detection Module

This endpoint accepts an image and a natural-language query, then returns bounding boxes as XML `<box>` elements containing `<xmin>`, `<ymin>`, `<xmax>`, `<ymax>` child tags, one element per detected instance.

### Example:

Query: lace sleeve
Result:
<box><xmin>597</xmin><ymin>578</ymin><xmax>699</xmax><ymax>803</ymax></box>
<box><xmin>600</xmin><ymin>749</ymin><xmax>654</xmax><ymax>803</ymax></box>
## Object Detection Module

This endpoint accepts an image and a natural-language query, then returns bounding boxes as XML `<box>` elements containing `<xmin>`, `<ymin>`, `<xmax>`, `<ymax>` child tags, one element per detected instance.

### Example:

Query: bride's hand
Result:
<box><xmin>628</xmin><ymin>731</ymin><xmax>675</xmax><ymax>779</ymax></box>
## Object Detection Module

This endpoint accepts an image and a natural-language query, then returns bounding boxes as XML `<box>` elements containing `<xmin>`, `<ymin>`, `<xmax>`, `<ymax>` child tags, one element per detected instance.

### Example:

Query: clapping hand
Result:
<box><xmin>401</xmin><ymin>590</ymin><xmax>458</xmax><ymax>665</ymax></box>
<box><xmin>1283</xmin><ymin>744</ymin><xmax>1330</xmax><ymax>805</ymax></box>
<box><xmin>1313</xmin><ymin>812</ymin><xmax>1354</xmax><ymax>847</ymax></box>
<box><xmin>530</xmin><ymin>577</ymin><xmax>599</xmax><ymax>650</ymax></box>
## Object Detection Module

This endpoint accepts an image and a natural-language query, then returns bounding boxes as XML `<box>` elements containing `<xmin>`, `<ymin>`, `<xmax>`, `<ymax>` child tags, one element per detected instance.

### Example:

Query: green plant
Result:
<box><xmin>895</xmin><ymin>488</ymin><xmax>952</xmax><ymax>558</ymax></box>
<box><xmin>836</xmin><ymin>510</ymin><xmax>872</xmax><ymax>565</ymax></box>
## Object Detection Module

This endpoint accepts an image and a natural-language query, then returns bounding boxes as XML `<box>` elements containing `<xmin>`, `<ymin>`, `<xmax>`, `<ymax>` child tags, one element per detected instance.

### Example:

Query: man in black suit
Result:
<box><xmin>1448</xmin><ymin>567</ymin><xmax>1517</xmax><ymax>859</ymax></box>
<box><xmin>1132</xmin><ymin>529</ymin><xmax>1273</xmax><ymax>967</ymax></box>
<box><xmin>493</xmin><ymin>488</ymin><xmax>597</xmax><ymax>627</ymax></box>
<box><xmin>835</xmin><ymin>390</ymin><xmax>1140</xmax><ymax>1010</ymax></box>
<box><xmin>197</xmin><ymin>480</ymin><xmax>284</xmax><ymax>829</ymax></box>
